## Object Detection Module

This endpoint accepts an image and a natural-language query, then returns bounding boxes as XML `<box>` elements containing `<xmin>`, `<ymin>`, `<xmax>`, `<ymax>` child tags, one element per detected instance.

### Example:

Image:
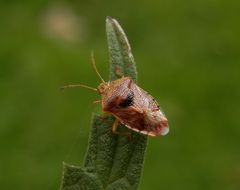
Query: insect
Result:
<box><xmin>62</xmin><ymin>54</ymin><xmax>169</xmax><ymax>137</ymax></box>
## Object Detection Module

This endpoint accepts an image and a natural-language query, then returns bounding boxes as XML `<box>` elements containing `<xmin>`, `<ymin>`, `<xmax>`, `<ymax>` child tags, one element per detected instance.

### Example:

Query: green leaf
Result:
<box><xmin>60</xmin><ymin>17</ymin><xmax>148</xmax><ymax>190</ymax></box>
<box><xmin>106</xmin><ymin>16</ymin><xmax>137</xmax><ymax>82</ymax></box>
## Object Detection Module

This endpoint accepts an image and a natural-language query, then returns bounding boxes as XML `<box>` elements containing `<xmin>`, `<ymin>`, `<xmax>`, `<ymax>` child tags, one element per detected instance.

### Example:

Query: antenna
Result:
<box><xmin>60</xmin><ymin>84</ymin><xmax>97</xmax><ymax>91</ymax></box>
<box><xmin>91</xmin><ymin>52</ymin><xmax>105</xmax><ymax>83</ymax></box>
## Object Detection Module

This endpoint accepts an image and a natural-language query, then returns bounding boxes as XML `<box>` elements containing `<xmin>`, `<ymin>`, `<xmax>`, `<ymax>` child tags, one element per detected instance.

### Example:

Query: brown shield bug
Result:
<box><xmin>62</xmin><ymin>54</ymin><xmax>169</xmax><ymax>137</ymax></box>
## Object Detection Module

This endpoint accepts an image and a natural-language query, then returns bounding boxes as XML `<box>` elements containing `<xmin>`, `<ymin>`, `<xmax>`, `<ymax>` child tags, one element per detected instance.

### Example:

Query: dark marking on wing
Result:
<box><xmin>118</xmin><ymin>91</ymin><xmax>134</xmax><ymax>108</ymax></box>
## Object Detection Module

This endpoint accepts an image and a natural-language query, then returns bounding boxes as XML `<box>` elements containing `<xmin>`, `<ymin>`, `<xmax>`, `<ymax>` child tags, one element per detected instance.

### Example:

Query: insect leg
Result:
<box><xmin>112</xmin><ymin>119</ymin><xmax>119</xmax><ymax>134</ymax></box>
<box><xmin>112</xmin><ymin>119</ymin><xmax>132</xmax><ymax>140</ymax></box>
<box><xmin>93</xmin><ymin>100</ymin><xmax>101</xmax><ymax>104</ymax></box>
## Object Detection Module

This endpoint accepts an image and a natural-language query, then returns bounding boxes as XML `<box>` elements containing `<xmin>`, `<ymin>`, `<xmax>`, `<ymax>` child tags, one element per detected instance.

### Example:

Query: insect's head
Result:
<box><xmin>97</xmin><ymin>82</ymin><xmax>110</xmax><ymax>94</ymax></box>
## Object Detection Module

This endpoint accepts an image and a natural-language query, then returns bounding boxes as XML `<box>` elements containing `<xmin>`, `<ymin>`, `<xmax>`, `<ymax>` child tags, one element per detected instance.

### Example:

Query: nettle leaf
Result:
<box><xmin>60</xmin><ymin>17</ymin><xmax>148</xmax><ymax>190</ymax></box>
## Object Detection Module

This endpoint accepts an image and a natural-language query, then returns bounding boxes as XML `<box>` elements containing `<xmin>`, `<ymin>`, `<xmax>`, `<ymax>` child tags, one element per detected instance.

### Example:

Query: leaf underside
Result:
<box><xmin>61</xmin><ymin>17</ymin><xmax>148</xmax><ymax>190</ymax></box>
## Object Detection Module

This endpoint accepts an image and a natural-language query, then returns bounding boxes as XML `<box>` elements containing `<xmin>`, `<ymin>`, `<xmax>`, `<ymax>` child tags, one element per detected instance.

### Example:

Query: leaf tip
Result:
<box><xmin>106</xmin><ymin>16</ymin><xmax>114</xmax><ymax>23</ymax></box>
<box><xmin>106</xmin><ymin>16</ymin><xmax>119</xmax><ymax>28</ymax></box>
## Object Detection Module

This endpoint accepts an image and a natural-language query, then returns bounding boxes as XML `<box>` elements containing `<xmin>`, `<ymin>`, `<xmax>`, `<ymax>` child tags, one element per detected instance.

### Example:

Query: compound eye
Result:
<box><xmin>118</xmin><ymin>91</ymin><xmax>134</xmax><ymax>108</ymax></box>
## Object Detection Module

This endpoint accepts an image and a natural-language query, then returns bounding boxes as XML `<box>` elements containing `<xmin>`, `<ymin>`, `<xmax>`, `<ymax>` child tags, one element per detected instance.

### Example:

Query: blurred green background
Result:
<box><xmin>0</xmin><ymin>0</ymin><xmax>240</xmax><ymax>190</ymax></box>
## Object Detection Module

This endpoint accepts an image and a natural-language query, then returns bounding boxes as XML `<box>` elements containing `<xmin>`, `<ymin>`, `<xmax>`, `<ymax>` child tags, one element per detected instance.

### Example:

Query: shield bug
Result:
<box><xmin>62</xmin><ymin>54</ymin><xmax>169</xmax><ymax>137</ymax></box>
